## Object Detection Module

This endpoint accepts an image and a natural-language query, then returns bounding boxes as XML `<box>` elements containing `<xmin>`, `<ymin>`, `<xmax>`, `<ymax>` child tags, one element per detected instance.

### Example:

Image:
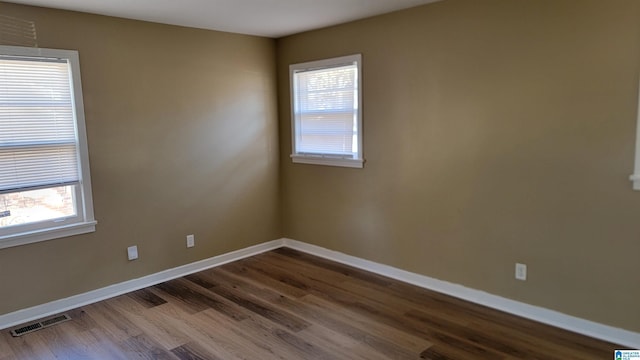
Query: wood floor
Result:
<box><xmin>0</xmin><ymin>248</ymin><xmax>621</xmax><ymax>359</ymax></box>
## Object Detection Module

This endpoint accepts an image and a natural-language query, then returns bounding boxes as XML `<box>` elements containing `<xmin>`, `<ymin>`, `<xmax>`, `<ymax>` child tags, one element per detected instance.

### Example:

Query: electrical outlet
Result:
<box><xmin>127</xmin><ymin>246</ymin><xmax>138</xmax><ymax>260</ymax></box>
<box><xmin>186</xmin><ymin>234</ymin><xmax>195</xmax><ymax>248</ymax></box>
<box><xmin>515</xmin><ymin>263</ymin><xmax>527</xmax><ymax>281</ymax></box>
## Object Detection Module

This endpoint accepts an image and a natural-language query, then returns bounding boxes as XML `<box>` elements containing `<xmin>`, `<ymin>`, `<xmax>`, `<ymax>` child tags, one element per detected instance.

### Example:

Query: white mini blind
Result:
<box><xmin>293</xmin><ymin>62</ymin><xmax>358</xmax><ymax>157</ymax></box>
<box><xmin>0</xmin><ymin>56</ymin><xmax>80</xmax><ymax>194</ymax></box>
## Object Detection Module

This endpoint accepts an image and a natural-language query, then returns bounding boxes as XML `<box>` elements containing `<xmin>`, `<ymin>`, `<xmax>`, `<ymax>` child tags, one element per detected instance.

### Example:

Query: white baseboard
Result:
<box><xmin>0</xmin><ymin>239</ymin><xmax>284</xmax><ymax>331</ymax></box>
<box><xmin>282</xmin><ymin>238</ymin><xmax>640</xmax><ymax>349</ymax></box>
<box><xmin>2</xmin><ymin>237</ymin><xmax>638</xmax><ymax>349</ymax></box>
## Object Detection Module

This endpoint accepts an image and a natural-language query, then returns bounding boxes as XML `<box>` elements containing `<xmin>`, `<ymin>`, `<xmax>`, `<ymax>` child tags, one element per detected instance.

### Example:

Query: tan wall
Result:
<box><xmin>0</xmin><ymin>2</ymin><xmax>280</xmax><ymax>314</ymax></box>
<box><xmin>2</xmin><ymin>0</ymin><xmax>640</xmax><ymax>334</ymax></box>
<box><xmin>277</xmin><ymin>0</ymin><xmax>640</xmax><ymax>331</ymax></box>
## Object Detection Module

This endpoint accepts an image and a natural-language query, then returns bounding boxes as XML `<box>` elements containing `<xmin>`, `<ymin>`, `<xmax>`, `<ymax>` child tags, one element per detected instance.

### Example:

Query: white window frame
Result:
<box><xmin>0</xmin><ymin>45</ymin><xmax>96</xmax><ymax>249</ymax></box>
<box><xmin>289</xmin><ymin>54</ymin><xmax>364</xmax><ymax>168</ymax></box>
<box><xmin>631</xmin><ymin>81</ymin><xmax>640</xmax><ymax>190</ymax></box>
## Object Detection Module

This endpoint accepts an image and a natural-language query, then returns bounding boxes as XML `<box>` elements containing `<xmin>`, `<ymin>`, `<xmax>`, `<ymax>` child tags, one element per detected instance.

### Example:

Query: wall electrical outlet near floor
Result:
<box><xmin>515</xmin><ymin>263</ymin><xmax>527</xmax><ymax>281</ymax></box>
<box><xmin>127</xmin><ymin>246</ymin><xmax>139</xmax><ymax>261</ymax></box>
<box><xmin>186</xmin><ymin>234</ymin><xmax>195</xmax><ymax>248</ymax></box>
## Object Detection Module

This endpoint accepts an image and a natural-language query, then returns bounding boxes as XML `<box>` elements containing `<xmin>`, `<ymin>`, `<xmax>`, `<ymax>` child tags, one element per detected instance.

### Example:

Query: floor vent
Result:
<box><xmin>10</xmin><ymin>314</ymin><xmax>71</xmax><ymax>337</ymax></box>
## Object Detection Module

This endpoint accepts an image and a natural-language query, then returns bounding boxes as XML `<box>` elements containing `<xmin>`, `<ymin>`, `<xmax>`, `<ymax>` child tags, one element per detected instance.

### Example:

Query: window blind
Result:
<box><xmin>0</xmin><ymin>56</ymin><xmax>80</xmax><ymax>194</ymax></box>
<box><xmin>293</xmin><ymin>63</ymin><xmax>358</xmax><ymax>157</ymax></box>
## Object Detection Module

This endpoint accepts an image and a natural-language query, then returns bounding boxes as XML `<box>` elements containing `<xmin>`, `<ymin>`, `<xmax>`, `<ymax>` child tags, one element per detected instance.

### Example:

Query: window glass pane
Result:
<box><xmin>0</xmin><ymin>58</ymin><xmax>75</xmax><ymax>144</ymax></box>
<box><xmin>0</xmin><ymin>185</ymin><xmax>76</xmax><ymax>228</ymax></box>
<box><xmin>0</xmin><ymin>56</ymin><xmax>80</xmax><ymax>193</ymax></box>
<box><xmin>294</xmin><ymin>62</ymin><xmax>358</xmax><ymax>157</ymax></box>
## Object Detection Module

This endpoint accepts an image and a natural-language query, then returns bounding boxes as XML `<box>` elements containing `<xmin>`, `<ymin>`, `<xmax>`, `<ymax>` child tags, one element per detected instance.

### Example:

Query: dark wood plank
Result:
<box><xmin>273</xmin><ymin>247</ymin><xmax>394</xmax><ymax>287</ymax></box>
<box><xmin>171</xmin><ymin>342</ymin><xmax>221</xmax><ymax>360</ymax></box>
<box><xmin>127</xmin><ymin>288</ymin><xmax>168</xmax><ymax>308</ymax></box>
<box><xmin>118</xmin><ymin>334</ymin><xmax>180</xmax><ymax>360</ymax></box>
<box><xmin>221</xmin><ymin>260</ymin><xmax>309</xmax><ymax>298</ymax></box>
<box><xmin>154</xmin><ymin>278</ymin><xmax>247</xmax><ymax>321</ymax></box>
<box><xmin>185</xmin><ymin>272</ymin><xmax>311</xmax><ymax>332</ymax></box>
<box><xmin>406</xmin><ymin>308</ymin><xmax>562</xmax><ymax>360</ymax></box>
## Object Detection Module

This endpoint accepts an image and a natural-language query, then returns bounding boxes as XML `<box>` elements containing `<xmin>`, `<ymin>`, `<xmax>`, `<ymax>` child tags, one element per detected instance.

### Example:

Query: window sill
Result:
<box><xmin>291</xmin><ymin>154</ymin><xmax>364</xmax><ymax>168</ymax></box>
<box><xmin>0</xmin><ymin>221</ymin><xmax>97</xmax><ymax>250</ymax></box>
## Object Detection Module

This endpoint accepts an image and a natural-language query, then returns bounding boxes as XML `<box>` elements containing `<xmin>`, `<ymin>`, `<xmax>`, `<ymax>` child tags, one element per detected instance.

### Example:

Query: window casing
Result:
<box><xmin>290</xmin><ymin>54</ymin><xmax>364</xmax><ymax>168</ymax></box>
<box><xmin>0</xmin><ymin>45</ymin><xmax>96</xmax><ymax>249</ymax></box>
<box><xmin>631</xmin><ymin>81</ymin><xmax>640</xmax><ymax>190</ymax></box>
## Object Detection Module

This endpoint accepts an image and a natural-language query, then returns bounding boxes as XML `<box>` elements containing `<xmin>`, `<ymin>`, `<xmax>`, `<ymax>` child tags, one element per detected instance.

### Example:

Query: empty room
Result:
<box><xmin>0</xmin><ymin>0</ymin><xmax>639</xmax><ymax>358</ymax></box>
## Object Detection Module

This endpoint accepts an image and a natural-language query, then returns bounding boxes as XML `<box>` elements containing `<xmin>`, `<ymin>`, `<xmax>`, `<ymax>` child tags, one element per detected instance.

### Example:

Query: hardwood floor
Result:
<box><xmin>0</xmin><ymin>248</ymin><xmax>621</xmax><ymax>359</ymax></box>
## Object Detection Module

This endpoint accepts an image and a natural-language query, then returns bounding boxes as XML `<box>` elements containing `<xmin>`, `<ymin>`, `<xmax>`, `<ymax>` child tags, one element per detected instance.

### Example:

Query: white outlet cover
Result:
<box><xmin>186</xmin><ymin>234</ymin><xmax>195</xmax><ymax>248</ymax></box>
<box><xmin>515</xmin><ymin>263</ymin><xmax>527</xmax><ymax>281</ymax></box>
<box><xmin>127</xmin><ymin>246</ymin><xmax>138</xmax><ymax>260</ymax></box>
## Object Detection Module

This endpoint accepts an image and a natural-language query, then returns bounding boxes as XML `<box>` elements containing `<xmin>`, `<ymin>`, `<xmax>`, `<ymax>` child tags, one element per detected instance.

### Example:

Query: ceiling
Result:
<box><xmin>6</xmin><ymin>0</ymin><xmax>441</xmax><ymax>38</ymax></box>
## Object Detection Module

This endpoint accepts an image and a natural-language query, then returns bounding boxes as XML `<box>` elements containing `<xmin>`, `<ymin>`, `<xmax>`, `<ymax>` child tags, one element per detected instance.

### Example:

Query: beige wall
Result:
<box><xmin>278</xmin><ymin>0</ymin><xmax>640</xmax><ymax>331</ymax></box>
<box><xmin>2</xmin><ymin>0</ymin><xmax>640</xmax><ymax>335</ymax></box>
<box><xmin>0</xmin><ymin>2</ymin><xmax>280</xmax><ymax>314</ymax></box>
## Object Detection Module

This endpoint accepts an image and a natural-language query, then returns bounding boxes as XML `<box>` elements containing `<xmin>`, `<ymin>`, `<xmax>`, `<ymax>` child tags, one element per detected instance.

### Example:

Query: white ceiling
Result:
<box><xmin>6</xmin><ymin>0</ymin><xmax>440</xmax><ymax>38</ymax></box>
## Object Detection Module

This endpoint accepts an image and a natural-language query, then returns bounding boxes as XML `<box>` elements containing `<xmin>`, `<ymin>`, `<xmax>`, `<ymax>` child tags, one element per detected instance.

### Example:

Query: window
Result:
<box><xmin>0</xmin><ymin>45</ymin><xmax>96</xmax><ymax>249</ymax></box>
<box><xmin>631</xmin><ymin>84</ymin><xmax>640</xmax><ymax>190</ymax></box>
<box><xmin>290</xmin><ymin>54</ymin><xmax>364</xmax><ymax>168</ymax></box>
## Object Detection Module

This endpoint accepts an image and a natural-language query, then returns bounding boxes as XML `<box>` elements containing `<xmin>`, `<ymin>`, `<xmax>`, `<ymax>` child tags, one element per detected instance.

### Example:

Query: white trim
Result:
<box><xmin>630</xmin><ymin>73</ymin><xmax>640</xmax><ymax>190</ymax></box>
<box><xmin>68</xmin><ymin>49</ymin><xmax>96</xmax><ymax>224</ymax></box>
<box><xmin>630</xmin><ymin>174</ymin><xmax>640</xmax><ymax>190</ymax></box>
<box><xmin>0</xmin><ymin>239</ymin><xmax>283</xmax><ymax>331</ymax></box>
<box><xmin>1</xmin><ymin>238</ymin><xmax>638</xmax><ymax>349</ymax></box>
<box><xmin>282</xmin><ymin>238</ymin><xmax>640</xmax><ymax>348</ymax></box>
<box><xmin>291</xmin><ymin>54</ymin><xmax>361</xmax><ymax>71</ymax></box>
<box><xmin>291</xmin><ymin>154</ymin><xmax>364</xmax><ymax>168</ymax></box>
<box><xmin>0</xmin><ymin>221</ymin><xmax>96</xmax><ymax>250</ymax></box>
